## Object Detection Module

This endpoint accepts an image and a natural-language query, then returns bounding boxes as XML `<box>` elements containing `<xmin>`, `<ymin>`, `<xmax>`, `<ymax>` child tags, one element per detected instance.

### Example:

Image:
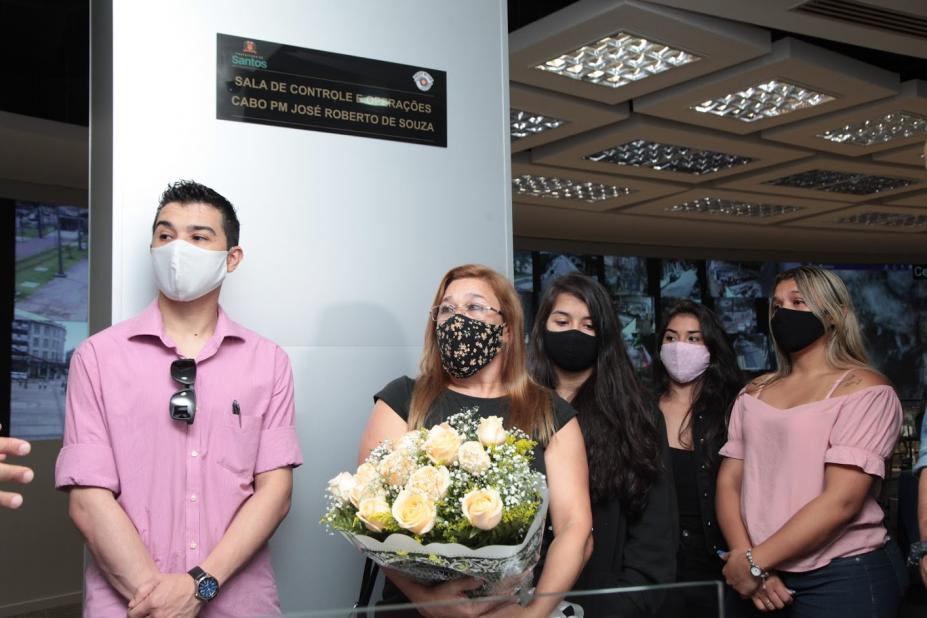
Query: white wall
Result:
<box><xmin>94</xmin><ymin>0</ymin><xmax>511</xmax><ymax>611</ymax></box>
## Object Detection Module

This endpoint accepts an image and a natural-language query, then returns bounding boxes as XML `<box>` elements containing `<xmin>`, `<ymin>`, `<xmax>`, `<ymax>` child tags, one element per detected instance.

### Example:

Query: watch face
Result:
<box><xmin>750</xmin><ymin>565</ymin><xmax>763</xmax><ymax>578</ymax></box>
<box><xmin>197</xmin><ymin>576</ymin><xmax>219</xmax><ymax>601</ymax></box>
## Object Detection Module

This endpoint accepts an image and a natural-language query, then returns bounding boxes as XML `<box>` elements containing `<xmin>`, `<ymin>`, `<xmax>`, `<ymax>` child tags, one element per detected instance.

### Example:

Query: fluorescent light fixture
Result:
<box><xmin>510</xmin><ymin>108</ymin><xmax>567</xmax><ymax>140</ymax></box>
<box><xmin>665</xmin><ymin>196</ymin><xmax>801</xmax><ymax>218</ymax></box>
<box><xmin>692</xmin><ymin>80</ymin><xmax>834</xmax><ymax>123</ymax></box>
<box><xmin>835</xmin><ymin>211</ymin><xmax>927</xmax><ymax>228</ymax></box>
<box><xmin>816</xmin><ymin>111</ymin><xmax>927</xmax><ymax>146</ymax></box>
<box><xmin>534</xmin><ymin>33</ymin><xmax>700</xmax><ymax>89</ymax></box>
<box><xmin>584</xmin><ymin>139</ymin><xmax>752</xmax><ymax>175</ymax></box>
<box><xmin>765</xmin><ymin>169</ymin><xmax>918</xmax><ymax>195</ymax></box>
<box><xmin>513</xmin><ymin>174</ymin><xmax>634</xmax><ymax>204</ymax></box>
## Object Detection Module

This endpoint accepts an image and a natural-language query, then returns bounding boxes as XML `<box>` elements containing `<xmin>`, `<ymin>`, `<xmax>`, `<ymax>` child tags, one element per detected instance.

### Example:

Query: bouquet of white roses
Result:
<box><xmin>321</xmin><ymin>408</ymin><xmax>548</xmax><ymax>595</ymax></box>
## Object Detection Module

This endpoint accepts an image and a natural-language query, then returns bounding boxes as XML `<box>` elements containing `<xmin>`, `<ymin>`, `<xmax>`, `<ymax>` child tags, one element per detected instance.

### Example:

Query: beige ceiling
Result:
<box><xmin>509</xmin><ymin>0</ymin><xmax>927</xmax><ymax>261</ymax></box>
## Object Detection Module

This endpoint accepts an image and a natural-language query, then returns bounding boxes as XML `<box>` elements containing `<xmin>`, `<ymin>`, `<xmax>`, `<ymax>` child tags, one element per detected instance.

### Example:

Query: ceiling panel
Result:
<box><xmin>718</xmin><ymin>156</ymin><xmax>924</xmax><ymax>203</ymax></box>
<box><xmin>621</xmin><ymin>188</ymin><xmax>848</xmax><ymax>225</ymax></box>
<box><xmin>785</xmin><ymin>204</ymin><xmax>927</xmax><ymax>233</ymax></box>
<box><xmin>509</xmin><ymin>84</ymin><xmax>629</xmax><ymax>153</ymax></box>
<box><xmin>635</xmin><ymin>38</ymin><xmax>899</xmax><ymax>135</ymax></box>
<box><xmin>509</xmin><ymin>0</ymin><xmax>770</xmax><ymax>105</ymax></box>
<box><xmin>532</xmin><ymin>116</ymin><xmax>811</xmax><ymax>184</ymax></box>
<box><xmin>511</xmin><ymin>157</ymin><xmax>686</xmax><ymax>212</ymax></box>
<box><xmin>763</xmin><ymin>80</ymin><xmax>927</xmax><ymax>156</ymax></box>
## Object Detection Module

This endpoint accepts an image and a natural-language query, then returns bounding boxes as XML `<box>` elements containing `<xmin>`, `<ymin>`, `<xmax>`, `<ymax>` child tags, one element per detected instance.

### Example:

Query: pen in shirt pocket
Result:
<box><xmin>232</xmin><ymin>400</ymin><xmax>241</xmax><ymax>427</ymax></box>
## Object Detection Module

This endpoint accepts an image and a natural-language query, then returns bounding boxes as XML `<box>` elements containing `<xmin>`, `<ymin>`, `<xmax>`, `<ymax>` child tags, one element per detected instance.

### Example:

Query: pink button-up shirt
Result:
<box><xmin>56</xmin><ymin>300</ymin><xmax>303</xmax><ymax>617</ymax></box>
<box><xmin>719</xmin><ymin>385</ymin><xmax>901</xmax><ymax>572</ymax></box>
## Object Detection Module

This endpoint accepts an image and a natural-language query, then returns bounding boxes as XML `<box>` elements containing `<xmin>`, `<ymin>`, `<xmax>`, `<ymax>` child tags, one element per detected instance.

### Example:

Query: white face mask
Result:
<box><xmin>150</xmin><ymin>240</ymin><xmax>229</xmax><ymax>302</ymax></box>
<box><xmin>660</xmin><ymin>341</ymin><xmax>711</xmax><ymax>384</ymax></box>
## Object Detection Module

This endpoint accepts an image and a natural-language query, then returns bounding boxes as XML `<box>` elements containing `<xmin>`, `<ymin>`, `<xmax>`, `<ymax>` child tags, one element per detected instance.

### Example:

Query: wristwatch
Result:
<box><xmin>188</xmin><ymin>566</ymin><xmax>219</xmax><ymax>602</ymax></box>
<box><xmin>908</xmin><ymin>540</ymin><xmax>927</xmax><ymax>567</ymax></box>
<box><xmin>745</xmin><ymin>548</ymin><xmax>769</xmax><ymax>581</ymax></box>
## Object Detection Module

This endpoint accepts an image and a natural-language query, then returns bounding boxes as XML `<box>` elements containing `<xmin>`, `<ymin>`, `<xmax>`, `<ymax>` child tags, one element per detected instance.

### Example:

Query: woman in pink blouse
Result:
<box><xmin>716</xmin><ymin>266</ymin><xmax>907</xmax><ymax>617</ymax></box>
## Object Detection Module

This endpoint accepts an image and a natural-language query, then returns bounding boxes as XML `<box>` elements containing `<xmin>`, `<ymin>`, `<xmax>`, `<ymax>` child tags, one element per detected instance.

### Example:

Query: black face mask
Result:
<box><xmin>543</xmin><ymin>329</ymin><xmax>597</xmax><ymax>373</ymax></box>
<box><xmin>435</xmin><ymin>314</ymin><xmax>504</xmax><ymax>379</ymax></box>
<box><xmin>770</xmin><ymin>308</ymin><xmax>826</xmax><ymax>354</ymax></box>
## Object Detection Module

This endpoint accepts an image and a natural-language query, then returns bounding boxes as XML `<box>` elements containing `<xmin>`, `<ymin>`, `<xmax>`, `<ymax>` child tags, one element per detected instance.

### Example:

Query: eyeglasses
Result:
<box><xmin>169</xmin><ymin>358</ymin><xmax>196</xmax><ymax>424</ymax></box>
<box><xmin>429</xmin><ymin>303</ymin><xmax>503</xmax><ymax>324</ymax></box>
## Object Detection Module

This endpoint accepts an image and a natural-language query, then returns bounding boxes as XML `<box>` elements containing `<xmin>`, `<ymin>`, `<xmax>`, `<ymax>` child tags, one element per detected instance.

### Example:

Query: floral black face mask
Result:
<box><xmin>435</xmin><ymin>314</ymin><xmax>504</xmax><ymax>379</ymax></box>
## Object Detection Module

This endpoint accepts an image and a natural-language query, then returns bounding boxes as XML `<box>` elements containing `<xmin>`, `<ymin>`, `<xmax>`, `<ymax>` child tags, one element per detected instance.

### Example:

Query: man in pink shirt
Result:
<box><xmin>55</xmin><ymin>180</ymin><xmax>303</xmax><ymax>617</ymax></box>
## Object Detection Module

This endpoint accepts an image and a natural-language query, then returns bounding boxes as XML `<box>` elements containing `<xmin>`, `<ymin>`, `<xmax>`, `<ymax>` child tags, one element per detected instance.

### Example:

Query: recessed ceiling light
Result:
<box><xmin>836</xmin><ymin>211</ymin><xmax>927</xmax><ymax>228</ymax></box>
<box><xmin>665</xmin><ymin>196</ymin><xmax>801</xmax><ymax>218</ymax></box>
<box><xmin>764</xmin><ymin>169</ymin><xmax>918</xmax><ymax>195</ymax></box>
<box><xmin>534</xmin><ymin>33</ymin><xmax>700</xmax><ymax>89</ymax></box>
<box><xmin>510</xmin><ymin>108</ymin><xmax>567</xmax><ymax>140</ymax></box>
<box><xmin>692</xmin><ymin>80</ymin><xmax>834</xmax><ymax>123</ymax></box>
<box><xmin>584</xmin><ymin>139</ymin><xmax>752</xmax><ymax>175</ymax></box>
<box><xmin>816</xmin><ymin>111</ymin><xmax>927</xmax><ymax>147</ymax></box>
<box><xmin>513</xmin><ymin>174</ymin><xmax>634</xmax><ymax>203</ymax></box>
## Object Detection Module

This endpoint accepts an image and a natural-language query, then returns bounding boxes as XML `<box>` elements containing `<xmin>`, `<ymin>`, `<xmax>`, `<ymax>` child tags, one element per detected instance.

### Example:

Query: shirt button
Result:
<box><xmin>707</xmin><ymin>520</ymin><xmax>713</xmax><ymax>527</ymax></box>
<box><xmin>189</xmin><ymin>541</ymin><xmax>198</xmax><ymax>550</ymax></box>
<box><xmin>703</xmin><ymin>491</ymin><xmax>709</xmax><ymax>497</ymax></box>
<box><xmin>700</xmin><ymin>464</ymin><xmax>707</xmax><ymax>470</ymax></box>
<box><xmin>699</xmin><ymin>437</ymin><xmax>705</xmax><ymax>443</ymax></box>
<box><xmin>191</xmin><ymin>450</ymin><xmax>199</xmax><ymax>457</ymax></box>
<box><xmin>190</xmin><ymin>494</ymin><xmax>198</xmax><ymax>502</ymax></box>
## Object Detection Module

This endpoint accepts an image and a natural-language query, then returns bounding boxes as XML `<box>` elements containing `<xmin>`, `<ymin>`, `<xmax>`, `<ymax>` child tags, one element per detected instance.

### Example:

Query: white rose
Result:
<box><xmin>457</xmin><ymin>441</ymin><xmax>491</xmax><ymax>475</ymax></box>
<box><xmin>477</xmin><ymin>416</ymin><xmax>507</xmax><ymax>447</ymax></box>
<box><xmin>354</xmin><ymin>462</ymin><xmax>378</xmax><ymax>486</ymax></box>
<box><xmin>378</xmin><ymin>451</ymin><xmax>415</xmax><ymax>487</ymax></box>
<box><xmin>461</xmin><ymin>488</ymin><xmax>504</xmax><ymax>531</ymax></box>
<box><xmin>392</xmin><ymin>490</ymin><xmax>437</xmax><ymax>535</ymax></box>
<box><xmin>327</xmin><ymin>471</ymin><xmax>357</xmax><ymax>502</ymax></box>
<box><xmin>424</xmin><ymin>423</ymin><xmax>462</xmax><ymax>465</ymax></box>
<box><xmin>357</xmin><ymin>496</ymin><xmax>392</xmax><ymax>533</ymax></box>
<box><xmin>407</xmin><ymin>465</ymin><xmax>451</xmax><ymax>501</ymax></box>
<box><xmin>349</xmin><ymin>479</ymin><xmax>385</xmax><ymax>508</ymax></box>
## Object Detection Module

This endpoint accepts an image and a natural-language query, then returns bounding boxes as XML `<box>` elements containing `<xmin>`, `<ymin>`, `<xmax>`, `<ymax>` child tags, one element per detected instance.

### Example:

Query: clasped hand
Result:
<box><xmin>127</xmin><ymin>573</ymin><xmax>202</xmax><ymax>618</ymax></box>
<box><xmin>721</xmin><ymin>550</ymin><xmax>793</xmax><ymax>612</ymax></box>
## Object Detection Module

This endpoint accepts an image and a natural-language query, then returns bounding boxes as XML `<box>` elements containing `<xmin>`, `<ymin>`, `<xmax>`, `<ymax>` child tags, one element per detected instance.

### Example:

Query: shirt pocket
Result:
<box><xmin>215</xmin><ymin>415</ymin><xmax>263</xmax><ymax>478</ymax></box>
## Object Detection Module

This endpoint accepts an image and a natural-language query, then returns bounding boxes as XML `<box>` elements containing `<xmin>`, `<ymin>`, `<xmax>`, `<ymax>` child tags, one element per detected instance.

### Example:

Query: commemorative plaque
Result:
<box><xmin>217</xmin><ymin>34</ymin><xmax>447</xmax><ymax>147</ymax></box>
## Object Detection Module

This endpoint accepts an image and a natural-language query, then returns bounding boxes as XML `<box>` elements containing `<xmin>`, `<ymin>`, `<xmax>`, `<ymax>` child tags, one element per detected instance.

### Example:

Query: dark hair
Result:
<box><xmin>652</xmin><ymin>300</ymin><xmax>744</xmax><ymax>467</ymax></box>
<box><xmin>154</xmin><ymin>180</ymin><xmax>240</xmax><ymax>248</ymax></box>
<box><xmin>529</xmin><ymin>274</ymin><xmax>660</xmax><ymax>514</ymax></box>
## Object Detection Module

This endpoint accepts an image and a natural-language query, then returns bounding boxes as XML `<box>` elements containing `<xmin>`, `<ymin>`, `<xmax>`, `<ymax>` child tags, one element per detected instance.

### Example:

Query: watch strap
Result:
<box><xmin>188</xmin><ymin>566</ymin><xmax>206</xmax><ymax>580</ymax></box>
<box><xmin>746</xmin><ymin>548</ymin><xmax>769</xmax><ymax>580</ymax></box>
<box><xmin>908</xmin><ymin>540</ymin><xmax>927</xmax><ymax>566</ymax></box>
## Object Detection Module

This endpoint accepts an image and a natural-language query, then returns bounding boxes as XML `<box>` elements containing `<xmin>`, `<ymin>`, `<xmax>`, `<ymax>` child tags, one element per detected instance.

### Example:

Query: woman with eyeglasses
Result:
<box><xmin>651</xmin><ymin>301</ymin><xmax>747</xmax><ymax>618</ymax></box>
<box><xmin>716</xmin><ymin>266</ymin><xmax>907</xmax><ymax>617</ymax></box>
<box><xmin>358</xmin><ymin>264</ymin><xmax>593</xmax><ymax>618</ymax></box>
<box><xmin>528</xmin><ymin>273</ymin><xmax>677</xmax><ymax>617</ymax></box>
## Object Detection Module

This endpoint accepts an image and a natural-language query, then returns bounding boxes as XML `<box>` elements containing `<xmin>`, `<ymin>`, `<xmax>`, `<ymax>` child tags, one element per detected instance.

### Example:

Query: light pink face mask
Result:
<box><xmin>660</xmin><ymin>341</ymin><xmax>711</xmax><ymax>384</ymax></box>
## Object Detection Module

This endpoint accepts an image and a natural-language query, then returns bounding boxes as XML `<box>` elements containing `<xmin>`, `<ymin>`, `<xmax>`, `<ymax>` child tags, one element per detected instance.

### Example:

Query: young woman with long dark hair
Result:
<box><xmin>529</xmin><ymin>273</ymin><xmax>676</xmax><ymax>616</ymax></box>
<box><xmin>358</xmin><ymin>264</ymin><xmax>593</xmax><ymax>618</ymax></box>
<box><xmin>652</xmin><ymin>300</ymin><xmax>746</xmax><ymax>617</ymax></box>
<box><xmin>717</xmin><ymin>266</ymin><xmax>907</xmax><ymax>616</ymax></box>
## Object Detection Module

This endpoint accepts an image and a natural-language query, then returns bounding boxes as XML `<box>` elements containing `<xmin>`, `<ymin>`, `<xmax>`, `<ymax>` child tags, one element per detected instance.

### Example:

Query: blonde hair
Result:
<box><xmin>766</xmin><ymin>266</ymin><xmax>871</xmax><ymax>382</ymax></box>
<box><xmin>408</xmin><ymin>264</ymin><xmax>556</xmax><ymax>444</ymax></box>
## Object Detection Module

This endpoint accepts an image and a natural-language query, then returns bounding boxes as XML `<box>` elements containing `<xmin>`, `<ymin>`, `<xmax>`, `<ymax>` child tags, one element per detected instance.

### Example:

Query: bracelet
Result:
<box><xmin>745</xmin><ymin>548</ymin><xmax>769</xmax><ymax>581</ymax></box>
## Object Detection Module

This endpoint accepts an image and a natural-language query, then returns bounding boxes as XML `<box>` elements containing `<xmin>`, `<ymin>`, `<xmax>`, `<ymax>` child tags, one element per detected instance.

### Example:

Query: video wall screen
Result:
<box><xmin>9</xmin><ymin>201</ymin><xmax>89</xmax><ymax>440</ymax></box>
<box><xmin>515</xmin><ymin>250</ymin><xmax>927</xmax><ymax>400</ymax></box>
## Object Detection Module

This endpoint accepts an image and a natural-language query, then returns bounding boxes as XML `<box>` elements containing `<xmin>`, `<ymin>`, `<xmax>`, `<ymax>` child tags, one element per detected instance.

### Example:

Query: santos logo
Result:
<box><xmin>232</xmin><ymin>39</ymin><xmax>267</xmax><ymax>69</ymax></box>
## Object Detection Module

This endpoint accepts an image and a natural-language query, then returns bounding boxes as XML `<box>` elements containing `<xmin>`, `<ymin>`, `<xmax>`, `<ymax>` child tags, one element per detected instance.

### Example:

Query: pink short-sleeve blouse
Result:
<box><xmin>719</xmin><ymin>384</ymin><xmax>901</xmax><ymax>572</ymax></box>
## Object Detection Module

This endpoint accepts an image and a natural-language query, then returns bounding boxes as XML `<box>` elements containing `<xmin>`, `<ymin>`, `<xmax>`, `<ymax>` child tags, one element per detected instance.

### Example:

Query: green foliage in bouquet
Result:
<box><xmin>321</xmin><ymin>409</ymin><xmax>544</xmax><ymax>549</ymax></box>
